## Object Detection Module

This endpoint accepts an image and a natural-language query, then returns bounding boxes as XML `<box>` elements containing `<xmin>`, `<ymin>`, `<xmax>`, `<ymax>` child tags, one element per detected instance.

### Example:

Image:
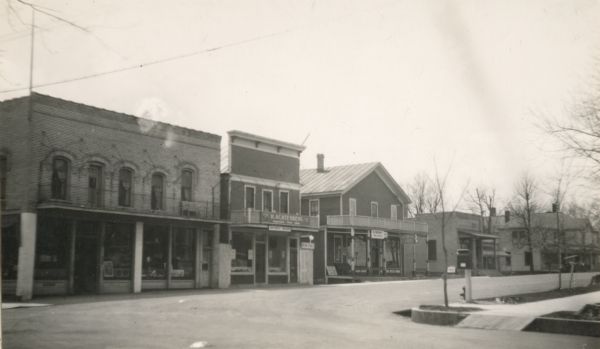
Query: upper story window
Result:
<box><xmin>279</xmin><ymin>191</ymin><xmax>289</xmax><ymax>214</ymax></box>
<box><xmin>370</xmin><ymin>201</ymin><xmax>378</xmax><ymax>217</ymax></box>
<box><xmin>309</xmin><ymin>199</ymin><xmax>319</xmax><ymax>217</ymax></box>
<box><xmin>349</xmin><ymin>198</ymin><xmax>357</xmax><ymax>216</ymax></box>
<box><xmin>262</xmin><ymin>190</ymin><xmax>273</xmax><ymax>212</ymax></box>
<box><xmin>151</xmin><ymin>173</ymin><xmax>165</xmax><ymax>210</ymax></box>
<box><xmin>0</xmin><ymin>155</ymin><xmax>7</xmax><ymax>209</ymax></box>
<box><xmin>118</xmin><ymin>168</ymin><xmax>133</xmax><ymax>207</ymax></box>
<box><xmin>88</xmin><ymin>163</ymin><xmax>104</xmax><ymax>207</ymax></box>
<box><xmin>51</xmin><ymin>157</ymin><xmax>69</xmax><ymax>200</ymax></box>
<box><xmin>245</xmin><ymin>186</ymin><xmax>255</xmax><ymax>209</ymax></box>
<box><xmin>181</xmin><ymin>169</ymin><xmax>193</xmax><ymax>202</ymax></box>
<box><xmin>391</xmin><ymin>204</ymin><xmax>398</xmax><ymax>220</ymax></box>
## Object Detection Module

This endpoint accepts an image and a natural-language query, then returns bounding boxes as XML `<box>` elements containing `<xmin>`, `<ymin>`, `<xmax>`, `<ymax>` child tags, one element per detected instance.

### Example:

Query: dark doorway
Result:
<box><xmin>74</xmin><ymin>226</ymin><xmax>98</xmax><ymax>294</ymax></box>
<box><xmin>255</xmin><ymin>242</ymin><xmax>266</xmax><ymax>284</ymax></box>
<box><xmin>371</xmin><ymin>239</ymin><xmax>382</xmax><ymax>274</ymax></box>
<box><xmin>290</xmin><ymin>238</ymin><xmax>298</xmax><ymax>283</ymax></box>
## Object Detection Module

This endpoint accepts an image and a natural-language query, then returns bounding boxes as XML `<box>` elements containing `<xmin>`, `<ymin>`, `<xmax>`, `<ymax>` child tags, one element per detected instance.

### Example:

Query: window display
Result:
<box><xmin>231</xmin><ymin>232</ymin><xmax>253</xmax><ymax>273</ymax></box>
<box><xmin>268</xmin><ymin>235</ymin><xmax>287</xmax><ymax>273</ymax></box>
<box><xmin>35</xmin><ymin>218</ymin><xmax>70</xmax><ymax>280</ymax></box>
<box><xmin>142</xmin><ymin>226</ymin><xmax>168</xmax><ymax>279</ymax></box>
<box><xmin>172</xmin><ymin>228</ymin><xmax>194</xmax><ymax>279</ymax></box>
<box><xmin>103</xmin><ymin>223</ymin><xmax>133</xmax><ymax>280</ymax></box>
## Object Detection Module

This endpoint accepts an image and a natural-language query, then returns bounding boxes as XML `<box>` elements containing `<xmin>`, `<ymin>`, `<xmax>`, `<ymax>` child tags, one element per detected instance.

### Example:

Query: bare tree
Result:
<box><xmin>468</xmin><ymin>187</ymin><xmax>497</xmax><ymax>235</ymax></box>
<box><xmin>407</xmin><ymin>172</ymin><xmax>429</xmax><ymax>217</ymax></box>
<box><xmin>550</xmin><ymin>174</ymin><xmax>570</xmax><ymax>288</ymax></box>
<box><xmin>508</xmin><ymin>173</ymin><xmax>539</xmax><ymax>272</ymax></box>
<box><xmin>432</xmin><ymin>161</ymin><xmax>469</xmax><ymax>307</ymax></box>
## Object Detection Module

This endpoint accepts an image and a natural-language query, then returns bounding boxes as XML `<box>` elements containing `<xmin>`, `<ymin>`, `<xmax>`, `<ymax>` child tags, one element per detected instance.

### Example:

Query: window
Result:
<box><xmin>35</xmin><ymin>218</ymin><xmax>70</xmax><ymax>280</ymax></box>
<box><xmin>349</xmin><ymin>198</ymin><xmax>357</xmax><ymax>216</ymax></box>
<box><xmin>309</xmin><ymin>199</ymin><xmax>319</xmax><ymax>217</ymax></box>
<box><xmin>427</xmin><ymin>240</ymin><xmax>437</xmax><ymax>261</ymax></box>
<box><xmin>151</xmin><ymin>173</ymin><xmax>165</xmax><ymax>210</ymax></box>
<box><xmin>245</xmin><ymin>186</ymin><xmax>255</xmax><ymax>209</ymax></box>
<box><xmin>172</xmin><ymin>228</ymin><xmax>194</xmax><ymax>279</ymax></box>
<box><xmin>231</xmin><ymin>232</ymin><xmax>253</xmax><ymax>273</ymax></box>
<box><xmin>262</xmin><ymin>190</ymin><xmax>273</xmax><ymax>211</ymax></box>
<box><xmin>118</xmin><ymin>168</ymin><xmax>133</xmax><ymax>207</ymax></box>
<box><xmin>181</xmin><ymin>169</ymin><xmax>193</xmax><ymax>202</ymax></box>
<box><xmin>103</xmin><ymin>223</ymin><xmax>133</xmax><ymax>280</ymax></box>
<box><xmin>370</xmin><ymin>202</ymin><xmax>378</xmax><ymax>217</ymax></box>
<box><xmin>391</xmin><ymin>204</ymin><xmax>398</xmax><ymax>220</ymax></box>
<box><xmin>51</xmin><ymin>157</ymin><xmax>69</xmax><ymax>200</ymax></box>
<box><xmin>512</xmin><ymin>230</ymin><xmax>526</xmax><ymax>247</ymax></box>
<box><xmin>279</xmin><ymin>191</ymin><xmax>289</xmax><ymax>214</ymax></box>
<box><xmin>524</xmin><ymin>251</ymin><xmax>532</xmax><ymax>266</ymax></box>
<box><xmin>142</xmin><ymin>226</ymin><xmax>168</xmax><ymax>279</ymax></box>
<box><xmin>0</xmin><ymin>155</ymin><xmax>6</xmax><ymax>209</ymax></box>
<box><xmin>268</xmin><ymin>235</ymin><xmax>287</xmax><ymax>273</ymax></box>
<box><xmin>506</xmin><ymin>256</ymin><xmax>512</xmax><ymax>267</ymax></box>
<box><xmin>88</xmin><ymin>163</ymin><xmax>103</xmax><ymax>207</ymax></box>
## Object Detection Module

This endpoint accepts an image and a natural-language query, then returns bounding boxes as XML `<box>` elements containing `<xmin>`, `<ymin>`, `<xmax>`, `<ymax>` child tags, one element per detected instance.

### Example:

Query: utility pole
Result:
<box><xmin>554</xmin><ymin>202</ymin><xmax>562</xmax><ymax>289</ymax></box>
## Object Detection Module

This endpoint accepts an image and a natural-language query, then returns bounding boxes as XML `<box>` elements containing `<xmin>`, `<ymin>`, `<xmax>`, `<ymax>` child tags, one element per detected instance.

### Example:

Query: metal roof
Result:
<box><xmin>300</xmin><ymin>162</ymin><xmax>380</xmax><ymax>195</ymax></box>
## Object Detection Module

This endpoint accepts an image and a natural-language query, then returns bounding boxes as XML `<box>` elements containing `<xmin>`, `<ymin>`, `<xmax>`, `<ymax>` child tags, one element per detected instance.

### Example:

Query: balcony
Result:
<box><xmin>230</xmin><ymin>209</ymin><xmax>319</xmax><ymax>229</ymax></box>
<box><xmin>326</xmin><ymin>215</ymin><xmax>428</xmax><ymax>234</ymax></box>
<box><xmin>37</xmin><ymin>184</ymin><xmax>220</xmax><ymax>221</ymax></box>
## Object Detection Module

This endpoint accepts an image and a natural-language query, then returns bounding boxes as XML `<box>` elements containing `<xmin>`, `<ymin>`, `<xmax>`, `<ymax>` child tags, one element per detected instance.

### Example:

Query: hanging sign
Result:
<box><xmin>447</xmin><ymin>266</ymin><xmax>456</xmax><ymax>274</ymax></box>
<box><xmin>269</xmin><ymin>225</ymin><xmax>292</xmax><ymax>232</ymax></box>
<box><xmin>370</xmin><ymin>230</ymin><xmax>388</xmax><ymax>239</ymax></box>
<box><xmin>301</xmin><ymin>242</ymin><xmax>315</xmax><ymax>250</ymax></box>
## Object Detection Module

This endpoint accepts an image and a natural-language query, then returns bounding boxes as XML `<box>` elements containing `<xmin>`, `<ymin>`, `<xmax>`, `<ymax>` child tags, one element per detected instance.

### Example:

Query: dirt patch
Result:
<box><xmin>479</xmin><ymin>284</ymin><xmax>600</xmax><ymax>304</ymax></box>
<box><xmin>419</xmin><ymin>305</ymin><xmax>482</xmax><ymax>312</ymax></box>
<box><xmin>543</xmin><ymin>303</ymin><xmax>600</xmax><ymax>321</ymax></box>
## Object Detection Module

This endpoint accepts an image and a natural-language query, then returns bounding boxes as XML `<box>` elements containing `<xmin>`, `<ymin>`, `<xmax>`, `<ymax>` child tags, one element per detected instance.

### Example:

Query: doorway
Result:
<box><xmin>255</xmin><ymin>237</ymin><xmax>266</xmax><ymax>284</ymax></box>
<box><xmin>290</xmin><ymin>238</ymin><xmax>298</xmax><ymax>283</ymax></box>
<box><xmin>74</xmin><ymin>226</ymin><xmax>98</xmax><ymax>294</ymax></box>
<box><xmin>371</xmin><ymin>239</ymin><xmax>382</xmax><ymax>274</ymax></box>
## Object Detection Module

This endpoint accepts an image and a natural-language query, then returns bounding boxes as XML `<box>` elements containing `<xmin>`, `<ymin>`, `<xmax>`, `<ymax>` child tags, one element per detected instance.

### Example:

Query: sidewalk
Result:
<box><xmin>455</xmin><ymin>291</ymin><xmax>600</xmax><ymax>331</ymax></box>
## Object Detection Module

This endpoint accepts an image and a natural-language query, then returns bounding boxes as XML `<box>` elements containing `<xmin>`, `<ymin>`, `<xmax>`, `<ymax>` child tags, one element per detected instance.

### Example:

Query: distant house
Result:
<box><xmin>496</xmin><ymin>211</ymin><xmax>600</xmax><ymax>273</ymax></box>
<box><xmin>300</xmin><ymin>155</ymin><xmax>427</xmax><ymax>283</ymax></box>
<box><xmin>415</xmin><ymin>212</ymin><xmax>500</xmax><ymax>275</ymax></box>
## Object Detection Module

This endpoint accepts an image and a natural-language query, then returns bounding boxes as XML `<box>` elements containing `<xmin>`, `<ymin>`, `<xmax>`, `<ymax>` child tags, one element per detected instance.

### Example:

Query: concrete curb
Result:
<box><xmin>524</xmin><ymin>317</ymin><xmax>600</xmax><ymax>337</ymax></box>
<box><xmin>410</xmin><ymin>307</ymin><xmax>471</xmax><ymax>326</ymax></box>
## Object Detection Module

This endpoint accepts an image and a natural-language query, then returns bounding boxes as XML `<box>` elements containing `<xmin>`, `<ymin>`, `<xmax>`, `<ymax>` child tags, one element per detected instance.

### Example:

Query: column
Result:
<box><xmin>366</xmin><ymin>237</ymin><xmax>371</xmax><ymax>275</ymax></box>
<box><xmin>350</xmin><ymin>228</ymin><xmax>355</xmax><ymax>273</ymax></box>
<box><xmin>382</xmin><ymin>239</ymin><xmax>386</xmax><ymax>275</ymax></box>
<box><xmin>133</xmin><ymin>221</ymin><xmax>143</xmax><ymax>293</ymax></box>
<box><xmin>16</xmin><ymin>212</ymin><xmax>37</xmax><ymax>301</ymax></box>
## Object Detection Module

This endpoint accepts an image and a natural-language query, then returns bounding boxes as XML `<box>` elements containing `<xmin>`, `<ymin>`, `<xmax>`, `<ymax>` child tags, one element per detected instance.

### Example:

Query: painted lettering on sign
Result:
<box><xmin>370</xmin><ymin>230</ymin><xmax>388</xmax><ymax>239</ymax></box>
<box><xmin>268</xmin><ymin>225</ymin><xmax>292</xmax><ymax>232</ymax></box>
<box><xmin>447</xmin><ymin>266</ymin><xmax>456</xmax><ymax>273</ymax></box>
<box><xmin>300</xmin><ymin>242</ymin><xmax>314</xmax><ymax>250</ymax></box>
<box><xmin>261</xmin><ymin>212</ymin><xmax>311</xmax><ymax>226</ymax></box>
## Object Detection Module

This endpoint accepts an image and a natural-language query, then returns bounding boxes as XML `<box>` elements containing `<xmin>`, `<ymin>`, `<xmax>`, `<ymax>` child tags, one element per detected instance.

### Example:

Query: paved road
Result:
<box><xmin>2</xmin><ymin>274</ymin><xmax>600</xmax><ymax>349</ymax></box>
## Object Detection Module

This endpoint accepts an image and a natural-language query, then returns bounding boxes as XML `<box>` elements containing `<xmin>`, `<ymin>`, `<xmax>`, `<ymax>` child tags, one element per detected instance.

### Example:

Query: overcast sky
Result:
<box><xmin>2</xmin><ymin>0</ymin><xmax>600</xmax><ymax>208</ymax></box>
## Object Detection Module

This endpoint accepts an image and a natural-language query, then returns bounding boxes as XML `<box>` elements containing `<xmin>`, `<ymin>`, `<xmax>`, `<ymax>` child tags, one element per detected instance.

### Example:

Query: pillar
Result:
<box><xmin>211</xmin><ymin>224</ymin><xmax>231</xmax><ymax>289</ymax></box>
<box><xmin>133</xmin><ymin>221</ymin><xmax>143</xmax><ymax>293</ymax></box>
<box><xmin>350</xmin><ymin>228</ymin><xmax>355</xmax><ymax>273</ymax></box>
<box><xmin>16</xmin><ymin>212</ymin><xmax>37</xmax><ymax>301</ymax></box>
<box><xmin>366</xmin><ymin>237</ymin><xmax>371</xmax><ymax>275</ymax></box>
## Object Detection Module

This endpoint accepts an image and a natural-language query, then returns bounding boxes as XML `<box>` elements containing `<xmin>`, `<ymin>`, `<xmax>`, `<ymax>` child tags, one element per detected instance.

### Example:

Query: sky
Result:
<box><xmin>1</xmin><ymin>0</ymin><xmax>600</xmax><ymax>209</ymax></box>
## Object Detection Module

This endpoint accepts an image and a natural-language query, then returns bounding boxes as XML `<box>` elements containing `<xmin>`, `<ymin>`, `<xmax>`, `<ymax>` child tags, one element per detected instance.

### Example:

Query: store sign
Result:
<box><xmin>447</xmin><ymin>266</ymin><xmax>456</xmax><ymax>274</ymax></box>
<box><xmin>269</xmin><ymin>225</ymin><xmax>292</xmax><ymax>232</ymax></box>
<box><xmin>261</xmin><ymin>212</ymin><xmax>312</xmax><ymax>226</ymax></box>
<box><xmin>370</xmin><ymin>230</ymin><xmax>388</xmax><ymax>239</ymax></box>
<box><xmin>301</xmin><ymin>242</ymin><xmax>315</xmax><ymax>250</ymax></box>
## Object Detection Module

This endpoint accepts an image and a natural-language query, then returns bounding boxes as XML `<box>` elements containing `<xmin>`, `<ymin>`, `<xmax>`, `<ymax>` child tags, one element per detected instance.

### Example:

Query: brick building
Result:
<box><xmin>300</xmin><ymin>156</ymin><xmax>428</xmax><ymax>284</ymax></box>
<box><xmin>1</xmin><ymin>93</ymin><xmax>229</xmax><ymax>300</ymax></box>
<box><xmin>220</xmin><ymin>131</ymin><xmax>318</xmax><ymax>286</ymax></box>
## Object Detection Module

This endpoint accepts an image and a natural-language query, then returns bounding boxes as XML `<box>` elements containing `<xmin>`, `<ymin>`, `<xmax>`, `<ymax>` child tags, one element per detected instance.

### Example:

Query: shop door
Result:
<box><xmin>371</xmin><ymin>239</ymin><xmax>382</xmax><ymax>273</ymax></box>
<box><xmin>290</xmin><ymin>238</ymin><xmax>298</xmax><ymax>283</ymax></box>
<box><xmin>74</xmin><ymin>228</ymin><xmax>98</xmax><ymax>294</ymax></box>
<box><xmin>255</xmin><ymin>242</ymin><xmax>266</xmax><ymax>283</ymax></box>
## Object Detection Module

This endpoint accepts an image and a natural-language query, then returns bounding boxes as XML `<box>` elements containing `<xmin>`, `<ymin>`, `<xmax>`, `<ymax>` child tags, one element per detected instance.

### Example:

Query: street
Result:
<box><xmin>3</xmin><ymin>275</ymin><xmax>600</xmax><ymax>349</ymax></box>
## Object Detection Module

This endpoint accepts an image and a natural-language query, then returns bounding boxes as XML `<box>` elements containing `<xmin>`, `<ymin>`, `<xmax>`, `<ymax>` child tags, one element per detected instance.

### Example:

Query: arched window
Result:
<box><xmin>118</xmin><ymin>168</ymin><xmax>133</xmax><ymax>207</ymax></box>
<box><xmin>88</xmin><ymin>163</ymin><xmax>104</xmax><ymax>207</ymax></box>
<box><xmin>151</xmin><ymin>173</ymin><xmax>165</xmax><ymax>210</ymax></box>
<box><xmin>181</xmin><ymin>169</ymin><xmax>193</xmax><ymax>202</ymax></box>
<box><xmin>51</xmin><ymin>157</ymin><xmax>69</xmax><ymax>200</ymax></box>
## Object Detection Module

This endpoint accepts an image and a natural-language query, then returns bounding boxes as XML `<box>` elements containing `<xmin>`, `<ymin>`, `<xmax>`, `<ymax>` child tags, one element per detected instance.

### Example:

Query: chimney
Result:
<box><xmin>504</xmin><ymin>210</ymin><xmax>510</xmax><ymax>223</ymax></box>
<box><xmin>317</xmin><ymin>153</ymin><xmax>325</xmax><ymax>173</ymax></box>
<box><xmin>489</xmin><ymin>207</ymin><xmax>496</xmax><ymax>217</ymax></box>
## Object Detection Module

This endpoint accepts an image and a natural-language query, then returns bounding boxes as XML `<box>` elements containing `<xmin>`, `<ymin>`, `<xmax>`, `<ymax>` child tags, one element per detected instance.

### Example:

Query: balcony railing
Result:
<box><xmin>326</xmin><ymin>215</ymin><xmax>428</xmax><ymax>234</ymax></box>
<box><xmin>230</xmin><ymin>209</ymin><xmax>319</xmax><ymax>228</ymax></box>
<box><xmin>37</xmin><ymin>184</ymin><xmax>220</xmax><ymax>220</ymax></box>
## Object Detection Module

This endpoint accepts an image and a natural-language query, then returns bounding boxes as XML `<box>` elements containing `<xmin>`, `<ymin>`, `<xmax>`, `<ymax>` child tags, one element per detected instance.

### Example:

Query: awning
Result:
<box><xmin>458</xmin><ymin>231</ymin><xmax>499</xmax><ymax>239</ymax></box>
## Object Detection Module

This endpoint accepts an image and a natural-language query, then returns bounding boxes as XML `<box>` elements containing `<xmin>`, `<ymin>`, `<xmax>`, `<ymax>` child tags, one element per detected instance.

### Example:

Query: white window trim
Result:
<box><xmin>244</xmin><ymin>185</ymin><xmax>256</xmax><ymax>210</ymax></box>
<box><xmin>371</xmin><ymin>201</ymin><xmax>379</xmax><ymax>217</ymax></box>
<box><xmin>279</xmin><ymin>190</ymin><xmax>290</xmax><ymax>214</ymax></box>
<box><xmin>391</xmin><ymin>204</ymin><xmax>398</xmax><ymax>221</ymax></box>
<box><xmin>349</xmin><ymin>198</ymin><xmax>357</xmax><ymax>217</ymax></box>
<box><xmin>262</xmin><ymin>189</ymin><xmax>274</xmax><ymax>212</ymax></box>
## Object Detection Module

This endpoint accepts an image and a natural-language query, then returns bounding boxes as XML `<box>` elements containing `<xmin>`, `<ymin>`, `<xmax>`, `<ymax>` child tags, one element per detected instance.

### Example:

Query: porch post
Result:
<box><xmin>350</xmin><ymin>228</ymin><xmax>355</xmax><ymax>273</ymax></box>
<box><xmin>324</xmin><ymin>227</ymin><xmax>328</xmax><ymax>283</ymax></box>
<box><xmin>471</xmin><ymin>238</ymin><xmax>477</xmax><ymax>270</ymax></box>
<box><xmin>366</xmin><ymin>235</ymin><xmax>371</xmax><ymax>275</ymax></box>
<box><xmin>133</xmin><ymin>221</ymin><xmax>143</xmax><ymax>293</ymax></box>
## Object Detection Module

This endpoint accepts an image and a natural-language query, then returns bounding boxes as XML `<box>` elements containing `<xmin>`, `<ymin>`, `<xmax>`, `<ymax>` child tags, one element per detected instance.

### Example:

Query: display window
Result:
<box><xmin>385</xmin><ymin>237</ymin><xmax>402</xmax><ymax>269</ymax></box>
<box><xmin>268</xmin><ymin>235</ymin><xmax>287</xmax><ymax>273</ymax></box>
<box><xmin>172</xmin><ymin>228</ymin><xmax>194</xmax><ymax>279</ymax></box>
<box><xmin>35</xmin><ymin>218</ymin><xmax>70</xmax><ymax>280</ymax></box>
<box><xmin>103</xmin><ymin>223</ymin><xmax>133</xmax><ymax>280</ymax></box>
<box><xmin>142</xmin><ymin>226</ymin><xmax>168</xmax><ymax>279</ymax></box>
<box><xmin>231</xmin><ymin>232</ymin><xmax>253</xmax><ymax>273</ymax></box>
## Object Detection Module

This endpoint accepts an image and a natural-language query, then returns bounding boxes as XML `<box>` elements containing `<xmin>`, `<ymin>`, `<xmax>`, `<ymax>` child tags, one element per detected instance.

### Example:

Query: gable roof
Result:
<box><xmin>300</xmin><ymin>162</ymin><xmax>411</xmax><ymax>203</ymax></box>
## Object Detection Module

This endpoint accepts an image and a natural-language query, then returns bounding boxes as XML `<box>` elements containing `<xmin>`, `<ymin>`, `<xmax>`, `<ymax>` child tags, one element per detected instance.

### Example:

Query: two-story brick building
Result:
<box><xmin>220</xmin><ymin>131</ymin><xmax>319</xmax><ymax>286</ymax></box>
<box><xmin>300</xmin><ymin>156</ymin><xmax>428</xmax><ymax>283</ymax></box>
<box><xmin>1</xmin><ymin>93</ymin><xmax>229</xmax><ymax>300</ymax></box>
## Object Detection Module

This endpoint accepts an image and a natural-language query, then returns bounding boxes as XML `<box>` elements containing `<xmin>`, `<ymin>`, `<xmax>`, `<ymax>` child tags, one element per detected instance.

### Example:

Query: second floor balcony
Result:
<box><xmin>326</xmin><ymin>215</ymin><xmax>428</xmax><ymax>234</ymax></box>
<box><xmin>230</xmin><ymin>209</ymin><xmax>319</xmax><ymax>229</ymax></box>
<box><xmin>37</xmin><ymin>184</ymin><xmax>220</xmax><ymax>221</ymax></box>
